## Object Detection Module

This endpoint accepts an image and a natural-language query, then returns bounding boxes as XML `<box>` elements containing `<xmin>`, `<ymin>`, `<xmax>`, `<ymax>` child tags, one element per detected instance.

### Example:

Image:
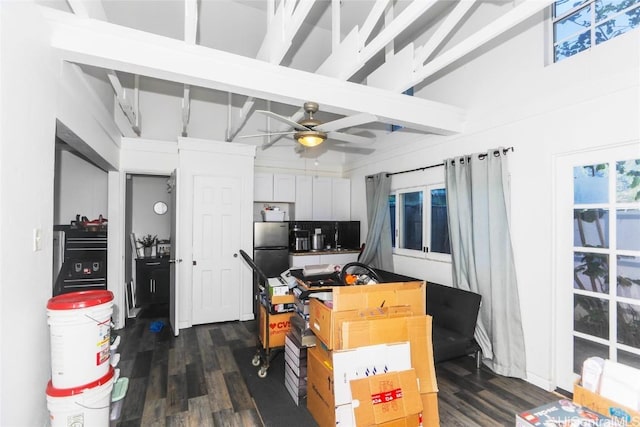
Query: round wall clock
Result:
<box><xmin>153</xmin><ymin>201</ymin><xmax>168</xmax><ymax>215</ymax></box>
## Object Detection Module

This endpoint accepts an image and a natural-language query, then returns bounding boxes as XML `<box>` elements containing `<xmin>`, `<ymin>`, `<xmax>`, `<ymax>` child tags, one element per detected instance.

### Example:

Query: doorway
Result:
<box><xmin>554</xmin><ymin>143</ymin><xmax>640</xmax><ymax>391</ymax></box>
<box><xmin>125</xmin><ymin>174</ymin><xmax>172</xmax><ymax>319</ymax></box>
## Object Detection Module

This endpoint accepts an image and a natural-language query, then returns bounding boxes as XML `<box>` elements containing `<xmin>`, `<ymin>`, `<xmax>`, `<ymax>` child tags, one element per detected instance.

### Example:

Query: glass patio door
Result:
<box><xmin>555</xmin><ymin>144</ymin><xmax>640</xmax><ymax>391</ymax></box>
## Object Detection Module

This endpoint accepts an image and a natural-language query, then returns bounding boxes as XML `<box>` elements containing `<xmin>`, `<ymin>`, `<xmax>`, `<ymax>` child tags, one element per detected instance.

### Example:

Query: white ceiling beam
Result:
<box><xmin>316</xmin><ymin>0</ymin><xmax>437</xmax><ymax>80</ymax></box>
<box><xmin>368</xmin><ymin>0</ymin><xmax>477</xmax><ymax>92</ymax></box>
<box><xmin>67</xmin><ymin>0</ymin><xmax>140</xmax><ymax>137</ymax></box>
<box><xmin>106</xmin><ymin>70</ymin><xmax>140</xmax><ymax>135</ymax></box>
<box><xmin>184</xmin><ymin>0</ymin><xmax>198</xmax><ymax>45</ymax></box>
<box><xmin>398</xmin><ymin>0</ymin><xmax>555</xmax><ymax>93</ymax></box>
<box><xmin>65</xmin><ymin>0</ymin><xmax>107</xmax><ymax>20</ymax></box>
<box><xmin>227</xmin><ymin>0</ymin><xmax>316</xmax><ymax>141</ymax></box>
<box><xmin>182</xmin><ymin>0</ymin><xmax>198</xmax><ymax>137</ymax></box>
<box><xmin>359</xmin><ymin>0</ymin><xmax>391</xmax><ymax>45</ymax></box>
<box><xmin>414</xmin><ymin>0</ymin><xmax>477</xmax><ymax>66</ymax></box>
<box><xmin>43</xmin><ymin>7</ymin><xmax>465</xmax><ymax>134</ymax></box>
<box><xmin>331</xmin><ymin>0</ymin><xmax>340</xmax><ymax>50</ymax></box>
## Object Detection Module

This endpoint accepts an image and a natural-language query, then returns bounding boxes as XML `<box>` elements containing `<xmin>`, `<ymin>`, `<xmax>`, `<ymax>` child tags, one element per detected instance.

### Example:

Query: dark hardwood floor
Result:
<box><xmin>113</xmin><ymin>313</ymin><xmax>560</xmax><ymax>426</ymax></box>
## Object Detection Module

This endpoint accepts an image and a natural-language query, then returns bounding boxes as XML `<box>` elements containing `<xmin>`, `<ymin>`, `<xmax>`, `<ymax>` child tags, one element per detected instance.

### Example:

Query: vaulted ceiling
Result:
<box><xmin>41</xmin><ymin>0</ymin><xmax>553</xmax><ymax>161</ymax></box>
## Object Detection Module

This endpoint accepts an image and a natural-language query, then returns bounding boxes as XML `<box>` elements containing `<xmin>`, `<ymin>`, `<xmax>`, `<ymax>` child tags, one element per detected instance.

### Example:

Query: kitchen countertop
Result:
<box><xmin>290</xmin><ymin>249</ymin><xmax>360</xmax><ymax>256</ymax></box>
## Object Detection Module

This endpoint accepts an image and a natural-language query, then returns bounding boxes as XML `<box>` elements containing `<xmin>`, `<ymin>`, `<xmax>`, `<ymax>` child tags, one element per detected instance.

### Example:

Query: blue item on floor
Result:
<box><xmin>149</xmin><ymin>320</ymin><xmax>164</xmax><ymax>332</ymax></box>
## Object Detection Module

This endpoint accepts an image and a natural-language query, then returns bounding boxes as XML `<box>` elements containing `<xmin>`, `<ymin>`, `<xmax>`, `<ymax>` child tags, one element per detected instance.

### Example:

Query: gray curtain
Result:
<box><xmin>359</xmin><ymin>172</ymin><xmax>393</xmax><ymax>271</ymax></box>
<box><xmin>445</xmin><ymin>148</ymin><xmax>526</xmax><ymax>378</ymax></box>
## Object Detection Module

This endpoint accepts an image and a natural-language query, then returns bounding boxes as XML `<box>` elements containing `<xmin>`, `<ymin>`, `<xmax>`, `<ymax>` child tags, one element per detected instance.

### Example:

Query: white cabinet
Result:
<box><xmin>254</xmin><ymin>173</ymin><xmax>295</xmax><ymax>202</ymax></box>
<box><xmin>312</xmin><ymin>176</ymin><xmax>333</xmax><ymax>220</ymax></box>
<box><xmin>320</xmin><ymin>252</ymin><xmax>358</xmax><ymax>266</ymax></box>
<box><xmin>273</xmin><ymin>174</ymin><xmax>296</xmax><ymax>202</ymax></box>
<box><xmin>256</xmin><ymin>172</ymin><xmax>351</xmax><ymax>221</ymax></box>
<box><xmin>254</xmin><ymin>172</ymin><xmax>273</xmax><ymax>201</ymax></box>
<box><xmin>331</xmin><ymin>177</ymin><xmax>351</xmax><ymax>221</ymax></box>
<box><xmin>289</xmin><ymin>252</ymin><xmax>359</xmax><ymax>269</ymax></box>
<box><xmin>311</xmin><ymin>176</ymin><xmax>350</xmax><ymax>221</ymax></box>
<box><xmin>295</xmin><ymin>175</ymin><xmax>313</xmax><ymax>220</ymax></box>
<box><xmin>289</xmin><ymin>254</ymin><xmax>321</xmax><ymax>269</ymax></box>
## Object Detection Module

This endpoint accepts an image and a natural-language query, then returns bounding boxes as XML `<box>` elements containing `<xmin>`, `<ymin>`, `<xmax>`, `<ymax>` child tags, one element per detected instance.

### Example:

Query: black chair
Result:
<box><xmin>426</xmin><ymin>282</ymin><xmax>482</xmax><ymax>368</ymax></box>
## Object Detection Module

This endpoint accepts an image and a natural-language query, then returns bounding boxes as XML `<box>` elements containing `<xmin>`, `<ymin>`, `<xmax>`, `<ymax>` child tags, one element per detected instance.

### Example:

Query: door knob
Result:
<box><xmin>233</xmin><ymin>253</ymin><xmax>238</xmax><ymax>258</ymax></box>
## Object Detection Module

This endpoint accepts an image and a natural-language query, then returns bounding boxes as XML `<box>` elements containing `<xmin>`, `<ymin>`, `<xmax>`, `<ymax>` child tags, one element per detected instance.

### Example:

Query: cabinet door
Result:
<box><xmin>295</xmin><ymin>175</ymin><xmax>313</xmax><ymax>220</ymax></box>
<box><xmin>289</xmin><ymin>254</ymin><xmax>322</xmax><ymax>269</ymax></box>
<box><xmin>312</xmin><ymin>176</ymin><xmax>332</xmax><ymax>220</ymax></box>
<box><xmin>254</xmin><ymin>172</ymin><xmax>273</xmax><ymax>201</ymax></box>
<box><xmin>151</xmin><ymin>266</ymin><xmax>170</xmax><ymax>304</ymax></box>
<box><xmin>135</xmin><ymin>261</ymin><xmax>153</xmax><ymax>306</ymax></box>
<box><xmin>273</xmin><ymin>174</ymin><xmax>295</xmax><ymax>202</ymax></box>
<box><xmin>319</xmin><ymin>252</ymin><xmax>359</xmax><ymax>266</ymax></box>
<box><xmin>331</xmin><ymin>178</ymin><xmax>351</xmax><ymax>220</ymax></box>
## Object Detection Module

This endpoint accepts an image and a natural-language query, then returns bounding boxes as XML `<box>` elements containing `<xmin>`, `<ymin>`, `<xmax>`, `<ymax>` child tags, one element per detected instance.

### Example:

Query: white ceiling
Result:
<box><xmin>41</xmin><ymin>0</ymin><xmax>553</xmax><ymax>159</ymax></box>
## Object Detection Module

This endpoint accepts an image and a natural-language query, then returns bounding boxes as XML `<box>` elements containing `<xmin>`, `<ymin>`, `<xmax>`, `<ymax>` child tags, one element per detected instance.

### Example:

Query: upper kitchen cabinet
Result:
<box><xmin>311</xmin><ymin>176</ymin><xmax>351</xmax><ymax>221</ymax></box>
<box><xmin>312</xmin><ymin>176</ymin><xmax>333</xmax><ymax>220</ymax></box>
<box><xmin>295</xmin><ymin>175</ymin><xmax>313</xmax><ymax>220</ymax></box>
<box><xmin>254</xmin><ymin>172</ymin><xmax>295</xmax><ymax>202</ymax></box>
<box><xmin>331</xmin><ymin>178</ymin><xmax>351</xmax><ymax>221</ymax></box>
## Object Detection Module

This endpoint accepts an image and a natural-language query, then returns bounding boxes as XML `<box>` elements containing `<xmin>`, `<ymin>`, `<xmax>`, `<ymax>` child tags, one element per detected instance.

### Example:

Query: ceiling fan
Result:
<box><xmin>241</xmin><ymin>102</ymin><xmax>377</xmax><ymax>150</ymax></box>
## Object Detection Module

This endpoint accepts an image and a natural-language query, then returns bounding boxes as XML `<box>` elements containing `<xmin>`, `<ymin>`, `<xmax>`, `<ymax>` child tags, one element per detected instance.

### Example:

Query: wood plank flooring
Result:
<box><xmin>114</xmin><ymin>315</ymin><xmax>560</xmax><ymax>426</ymax></box>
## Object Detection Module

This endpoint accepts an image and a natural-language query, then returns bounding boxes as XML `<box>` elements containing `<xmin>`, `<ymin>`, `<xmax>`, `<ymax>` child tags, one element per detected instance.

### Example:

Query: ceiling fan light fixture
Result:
<box><xmin>295</xmin><ymin>130</ymin><xmax>326</xmax><ymax>147</ymax></box>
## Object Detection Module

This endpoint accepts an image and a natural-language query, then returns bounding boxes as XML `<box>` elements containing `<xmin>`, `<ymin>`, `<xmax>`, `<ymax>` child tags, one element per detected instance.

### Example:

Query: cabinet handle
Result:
<box><xmin>147</xmin><ymin>262</ymin><xmax>161</xmax><ymax>266</ymax></box>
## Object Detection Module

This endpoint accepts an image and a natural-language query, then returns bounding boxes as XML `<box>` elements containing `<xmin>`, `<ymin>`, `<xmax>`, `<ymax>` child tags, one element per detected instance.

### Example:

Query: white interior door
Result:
<box><xmin>554</xmin><ymin>142</ymin><xmax>640</xmax><ymax>391</ymax></box>
<box><xmin>191</xmin><ymin>174</ymin><xmax>242</xmax><ymax>324</ymax></box>
<box><xmin>169</xmin><ymin>169</ymin><xmax>180</xmax><ymax>336</ymax></box>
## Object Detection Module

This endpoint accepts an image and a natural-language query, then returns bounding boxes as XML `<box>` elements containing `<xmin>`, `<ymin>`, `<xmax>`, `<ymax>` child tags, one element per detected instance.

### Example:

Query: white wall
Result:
<box><xmin>0</xmin><ymin>3</ymin><xmax>58</xmax><ymax>425</ymax></box>
<box><xmin>130</xmin><ymin>174</ymin><xmax>171</xmax><ymax>245</ymax></box>
<box><xmin>347</xmin><ymin>16</ymin><xmax>640</xmax><ymax>390</ymax></box>
<box><xmin>0</xmin><ymin>3</ymin><xmax>130</xmax><ymax>424</ymax></box>
<box><xmin>54</xmin><ymin>149</ymin><xmax>108</xmax><ymax>225</ymax></box>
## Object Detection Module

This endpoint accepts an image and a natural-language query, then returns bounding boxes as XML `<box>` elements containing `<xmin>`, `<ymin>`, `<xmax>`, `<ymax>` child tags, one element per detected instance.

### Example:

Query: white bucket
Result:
<box><xmin>47</xmin><ymin>290</ymin><xmax>114</xmax><ymax>388</ymax></box>
<box><xmin>46</xmin><ymin>367</ymin><xmax>115</xmax><ymax>427</ymax></box>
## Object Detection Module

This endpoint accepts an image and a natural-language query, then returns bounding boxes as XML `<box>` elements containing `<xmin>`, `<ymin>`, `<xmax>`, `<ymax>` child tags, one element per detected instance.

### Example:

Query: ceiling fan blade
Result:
<box><xmin>238</xmin><ymin>131</ymin><xmax>296</xmax><ymax>139</ymax></box>
<box><xmin>314</xmin><ymin>113</ymin><xmax>377</xmax><ymax>132</ymax></box>
<box><xmin>255</xmin><ymin>110</ymin><xmax>310</xmax><ymax>131</ymax></box>
<box><xmin>327</xmin><ymin>131</ymin><xmax>372</xmax><ymax>144</ymax></box>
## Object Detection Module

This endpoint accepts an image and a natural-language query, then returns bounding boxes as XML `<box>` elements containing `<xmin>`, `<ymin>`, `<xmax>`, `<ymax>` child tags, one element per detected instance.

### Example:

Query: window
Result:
<box><xmin>389</xmin><ymin>185</ymin><xmax>451</xmax><ymax>260</ymax></box>
<box><xmin>552</xmin><ymin>0</ymin><xmax>640</xmax><ymax>62</ymax></box>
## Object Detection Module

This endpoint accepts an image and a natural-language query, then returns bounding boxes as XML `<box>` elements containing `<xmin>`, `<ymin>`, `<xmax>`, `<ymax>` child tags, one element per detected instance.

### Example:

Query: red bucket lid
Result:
<box><xmin>46</xmin><ymin>367</ymin><xmax>115</xmax><ymax>397</ymax></box>
<box><xmin>47</xmin><ymin>290</ymin><xmax>114</xmax><ymax>310</ymax></box>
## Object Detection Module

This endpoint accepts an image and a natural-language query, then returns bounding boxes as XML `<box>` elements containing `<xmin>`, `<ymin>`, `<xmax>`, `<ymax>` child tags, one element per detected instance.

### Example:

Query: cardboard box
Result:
<box><xmin>328</xmin><ymin>281</ymin><xmax>425</xmax><ymax>313</ymax></box>
<box><xmin>307</xmin><ymin>343</ymin><xmax>415</xmax><ymax>427</ymax></box>
<box><xmin>307</xmin><ymin>346</ymin><xmax>336</xmax><ymax>427</ymax></box>
<box><xmin>258</xmin><ymin>304</ymin><xmax>291</xmax><ymax>349</ymax></box>
<box><xmin>341</xmin><ymin>315</ymin><xmax>438</xmax><ymax>395</ymax></box>
<box><xmin>309</xmin><ymin>298</ymin><xmax>413</xmax><ymax>350</ymax></box>
<box><xmin>350</xmin><ymin>369</ymin><xmax>422</xmax><ymax>426</ymax></box>
<box><xmin>516</xmin><ymin>399</ymin><xmax>614</xmax><ymax>427</ymax></box>
<box><xmin>332</xmin><ymin>342</ymin><xmax>412</xmax><ymax>406</ymax></box>
<box><xmin>420</xmin><ymin>392</ymin><xmax>440</xmax><ymax>427</ymax></box>
<box><xmin>574</xmin><ymin>380</ymin><xmax>640</xmax><ymax>426</ymax></box>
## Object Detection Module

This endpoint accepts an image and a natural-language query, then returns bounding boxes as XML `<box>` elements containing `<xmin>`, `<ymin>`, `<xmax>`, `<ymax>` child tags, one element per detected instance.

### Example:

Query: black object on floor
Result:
<box><xmin>232</xmin><ymin>346</ymin><xmax>318</xmax><ymax>427</ymax></box>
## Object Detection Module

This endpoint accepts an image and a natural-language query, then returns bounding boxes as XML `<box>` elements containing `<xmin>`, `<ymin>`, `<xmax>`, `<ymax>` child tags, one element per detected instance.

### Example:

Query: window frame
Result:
<box><xmin>551</xmin><ymin>0</ymin><xmax>640</xmax><ymax>63</ymax></box>
<box><xmin>390</xmin><ymin>183</ymin><xmax>451</xmax><ymax>262</ymax></box>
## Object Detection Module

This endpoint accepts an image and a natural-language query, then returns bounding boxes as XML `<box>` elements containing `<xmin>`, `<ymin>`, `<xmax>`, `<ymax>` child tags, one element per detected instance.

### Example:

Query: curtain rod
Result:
<box><xmin>386</xmin><ymin>146</ymin><xmax>514</xmax><ymax>177</ymax></box>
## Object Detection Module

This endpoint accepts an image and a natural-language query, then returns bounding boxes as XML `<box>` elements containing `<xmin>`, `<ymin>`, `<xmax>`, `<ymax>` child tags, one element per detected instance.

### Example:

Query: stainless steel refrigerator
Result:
<box><xmin>253</xmin><ymin>222</ymin><xmax>290</xmax><ymax>278</ymax></box>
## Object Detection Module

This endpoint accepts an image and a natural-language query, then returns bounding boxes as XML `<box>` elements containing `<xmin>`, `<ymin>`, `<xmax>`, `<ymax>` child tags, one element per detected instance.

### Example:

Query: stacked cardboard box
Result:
<box><xmin>284</xmin><ymin>332</ymin><xmax>309</xmax><ymax>406</ymax></box>
<box><xmin>306</xmin><ymin>281</ymin><xmax>440</xmax><ymax>427</ymax></box>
